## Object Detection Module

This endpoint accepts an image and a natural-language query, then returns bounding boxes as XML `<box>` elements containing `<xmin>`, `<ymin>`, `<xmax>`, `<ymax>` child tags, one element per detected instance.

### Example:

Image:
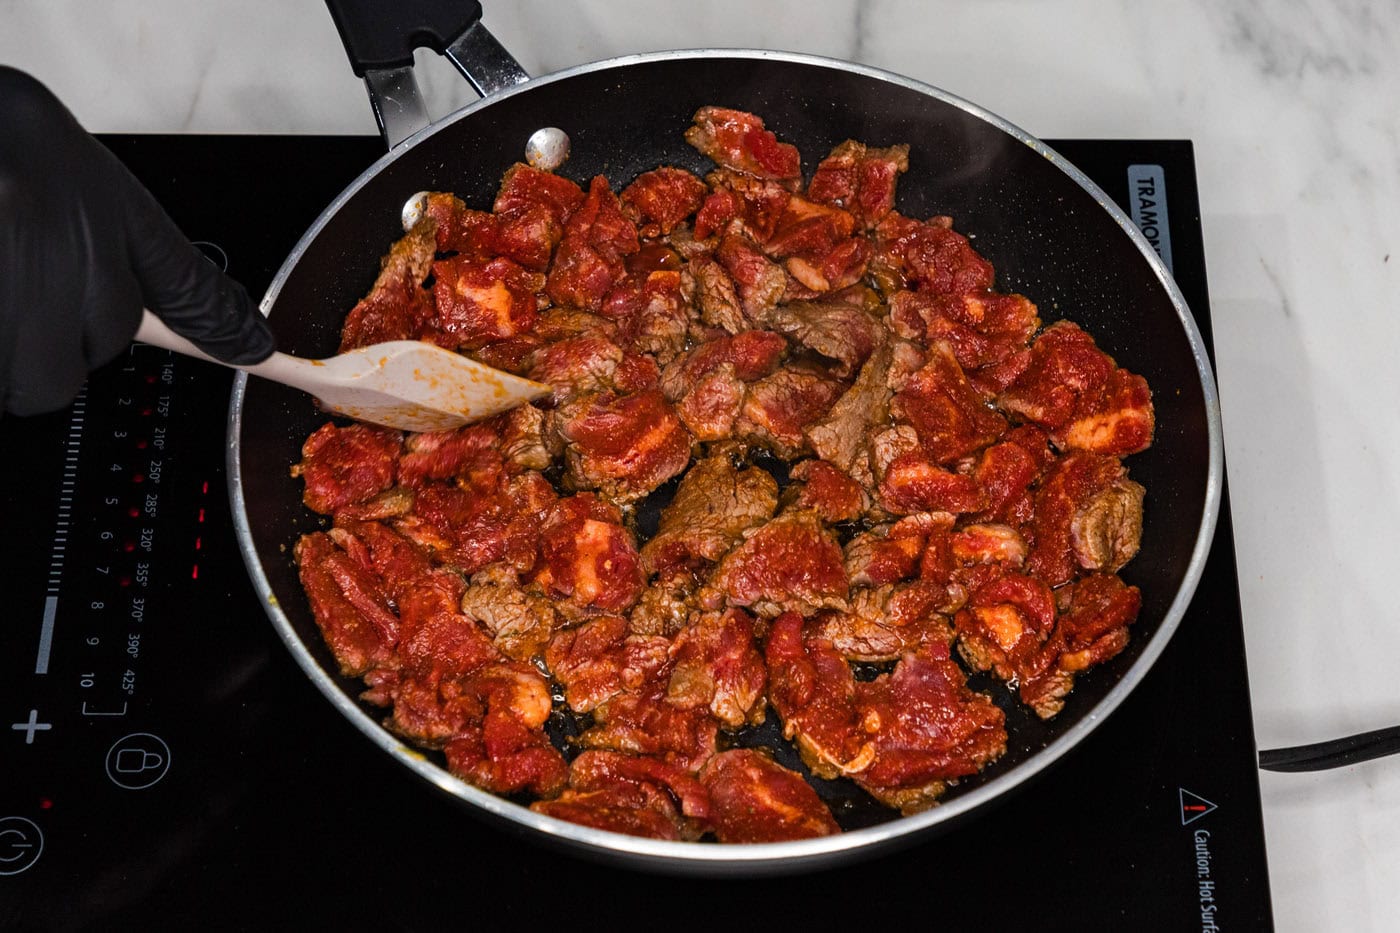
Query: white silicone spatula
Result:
<box><xmin>136</xmin><ymin>309</ymin><xmax>550</xmax><ymax>433</ymax></box>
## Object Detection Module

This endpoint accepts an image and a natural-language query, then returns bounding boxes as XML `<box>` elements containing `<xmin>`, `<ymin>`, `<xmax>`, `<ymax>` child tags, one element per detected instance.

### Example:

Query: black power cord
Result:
<box><xmin>1258</xmin><ymin>725</ymin><xmax>1400</xmax><ymax>772</ymax></box>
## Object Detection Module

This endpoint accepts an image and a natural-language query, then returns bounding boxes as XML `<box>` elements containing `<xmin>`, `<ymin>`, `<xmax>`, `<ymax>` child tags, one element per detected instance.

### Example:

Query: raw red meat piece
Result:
<box><xmin>578</xmin><ymin>691</ymin><xmax>719</xmax><ymax>772</ymax></box>
<box><xmin>699</xmin><ymin>749</ymin><xmax>840</xmax><ymax>842</ymax></box>
<box><xmin>338</xmin><ymin>221</ymin><xmax>438</xmax><ymax>351</ymax></box>
<box><xmin>430</xmin><ymin>255</ymin><xmax>543</xmax><ymax>349</ymax></box>
<box><xmin>708</xmin><ymin>510</ymin><xmax>848</xmax><ymax>618</ymax></box>
<box><xmin>420</xmin><ymin>192</ymin><xmax>498</xmax><ymax>258</ymax></box>
<box><xmin>889</xmin><ymin>288</ymin><xmax>1039</xmax><ymax>387</ymax></box>
<box><xmin>294</xmin><ymin>422</ymin><xmax>401</xmax><ymax>515</ymax></box>
<box><xmin>441</xmin><ymin>662</ymin><xmax>566</xmax><ymax>796</ymax></box>
<box><xmin>545</xmin><ymin>175</ymin><xmax>640</xmax><ymax>311</ymax></box>
<box><xmin>1019</xmin><ymin>573</ymin><xmax>1141</xmax><ymax>718</ymax></box>
<box><xmin>807</xmin><ymin>140</ymin><xmax>910</xmax><ymax>230</ymax></box>
<box><xmin>396</xmin><ymin>421</ymin><xmax>503</xmax><ymax>488</ymax></box>
<box><xmin>999</xmin><ymin>320</ymin><xmax>1155</xmax><ymax>456</ymax></box>
<box><xmin>878</xmin><ymin>449</ymin><xmax>987</xmax><ymax>515</ymax></box>
<box><xmin>952</xmin><ymin>572</ymin><xmax>1057</xmax><ymax>682</ymax></box>
<box><xmin>295</xmin><ymin>532</ymin><xmax>399</xmax><ymax>677</ymax></box>
<box><xmin>492</xmin><ymin>163</ymin><xmax>585</xmax><ymax>270</ymax></box>
<box><xmin>700</xmin><ymin>169</ymin><xmax>793</xmax><ymax>242</ymax></box>
<box><xmin>665</xmin><ymin>608</ymin><xmax>767</xmax><ymax>728</ymax></box>
<box><xmin>852</xmin><ymin>642</ymin><xmax>1007</xmax><ymax>813</ymax></box>
<box><xmin>620</xmin><ymin>167</ymin><xmax>708</xmax><ymax>237</ymax></box>
<box><xmin>531</xmin><ymin>750</ymin><xmax>710</xmax><ymax>841</ymax></box>
<box><xmin>764</xmin><ymin>194</ymin><xmax>857</xmax><ymax>259</ymax></box>
<box><xmin>393</xmin><ymin>472</ymin><xmax>555</xmax><ymax>578</ymax></box>
<box><xmin>603</xmin><ymin>269</ymin><xmax>690</xmax><ymax>364</ymax></box>
<box><xmin>765</xmin><ymin>612</ymin><xmax>874</xmax><ymax>779</ymax></box>
<box><xmin>843</xmin><ymin>523</ymin><xmax>928</xmax><ymax>588</ymax></box>
<box><xmin>535</xmin><ymin>493</ymin><xmax>645</xmax><ymax>614</ymax></box>
<box><xmin>545</xmin><ymin>615</ymin><xmax>672</xmax><ymax>713</ymax></box>
<box><xmin>788</xmin><ymin>459</ymin><xmax>868</xmax><ymax>523</ymax></box>
<box><xmin>327</xmin><ymin>519</ymin><xmax>434</xmax><ymax>607</ymax></box>
<box><xmin>685</xmin><ymin>106</ymin><xmax>802</xmax><ymax>181</ymax></box>
<box><xmin>556</xmin><ymin>388</ymin><xmax>692</xmax><ymax>502</ymax></box>
<box><xmin>971</xmin><ymin>430</ymin><xmax>1051</xmax><ymax>525</ymax></box>
<box><xmin>891</xmin><ymin>342</ymin><xmax>1007</xmax><ymax>463</ymax></box>
<box><xmin>870</xmin><ymin>213</ymin><xmax>994</xmax><ymax>296</ymax></box>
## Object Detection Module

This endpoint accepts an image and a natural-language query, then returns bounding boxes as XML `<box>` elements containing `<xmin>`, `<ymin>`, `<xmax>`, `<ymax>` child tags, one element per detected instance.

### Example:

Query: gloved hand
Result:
<box><xmin>0</xmin><ymin>66</ymin><xmax>275</xmax><ymax>416</ymax></box>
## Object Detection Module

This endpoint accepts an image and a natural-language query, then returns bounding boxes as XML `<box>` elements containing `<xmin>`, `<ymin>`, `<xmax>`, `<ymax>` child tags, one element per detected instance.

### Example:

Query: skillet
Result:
<box><xmin>228</xmin><ymin>0</ymin><xmax>1222</xmax><ymax>875</ymax></box>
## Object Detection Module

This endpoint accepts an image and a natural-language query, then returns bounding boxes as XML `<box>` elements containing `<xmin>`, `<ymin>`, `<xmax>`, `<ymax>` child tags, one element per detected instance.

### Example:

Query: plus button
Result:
<box><xmin>10</xmin><ymin>710</ymin><xmax>52</xmax><ymax>744</ymax></box>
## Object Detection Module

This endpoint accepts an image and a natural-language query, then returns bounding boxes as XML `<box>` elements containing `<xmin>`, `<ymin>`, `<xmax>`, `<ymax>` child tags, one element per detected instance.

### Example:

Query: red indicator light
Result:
<box><xmin>140</xmin><ymin>408</ymin><xmax>152</xmax><ymax>416</ymax></box>
<box><xmin>119</xmin><ymin>577</ymin><xmax>131</xmax><ymax>588</ymax></box>
<box><xmin>201</xmin><ymin>481</ymin><xmax>209</xmax><ymax>494</ymax></box>
<box><xmin>191</xmin><ymin>564</ymin><xmax>200</xmax><ymax>580</ymax></box>
<box><xmin>136</xmin><ymin>440</ymin><xmax>148</xmax><ymax>450</ymax></box>
<box><xmin>39</xmin><ymin>798</ymin><xmax>53</xmax><ymax>810</ymax></box>
<box><xmin>132</xmin><ymin>474</ymin><xmax>144</xmax><ymax>484</ymax></box>
<box><xmin>198</xmin><ymin>508</ymin><xmax>205</xmax><ymax>523</ymax></box>
<box><xmin>128</xmin><ymin>507</ymin><xmax>140</xmax><ymax>518</ymax></box>
<box><xmin>123</xmin><ymin>542</ymin><xmax>136</xmax><ymax>553</ymax></box>
<box><xmin>195</xmin><ymin>537</ymin><xmax>202</xmax><ymax>551</ymax></box>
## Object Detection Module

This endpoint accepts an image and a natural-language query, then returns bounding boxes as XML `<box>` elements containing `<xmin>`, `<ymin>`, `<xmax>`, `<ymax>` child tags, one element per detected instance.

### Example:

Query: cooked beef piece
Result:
<box><xmin>578</xmin><ymin>691</ymin><xmax>719</xmax><ymax>772</ymax></box>
<box><xmin>999</xmin><ymin>321</ymin><xmax>1154</xmax><ymax>456</ymax></box>
<box><xmin>764</xmin><ymin>194</ymin><xmax>857</xmax><ymax>259</ymax></box>
<box><xmin>665</xmin><ymin>608</ymin><xmax>767</xmax><ymax>728</ymax></box>
<box><xmin>716</xmin><ymin>232</ymin><xmax>787</xmax><ymax>320</ymax></box>
<box><xmin>534</xmin><ymin>494</ymin><xmax>645</xmax><ymax>616</ymax></box>
<box><xmin>804</xmin><ymin>338</ymin><xmax>896</xmax><ymax>475</ymax></box>
<box><xmin>531</xmin><ymin>750</ymin><xmax>711</xmax><ymax>841</ymax></box>
<box><xmin>498</xmin><ymin>403</ymin><xmax>558</xmax><ymax>472</ymax></box>
<box><xmin>1026</xmin><ymin>451</ymin><xmax>1139</xmax><ymax>586</ymax></box>
<box><xmin>843</xmin><ymin>513</ymin><xmax>954</xmax><ymax>588</ymax></box>
<box><xmin>890</xmin><ymin>341</ymin><xmax>1007</xmax><ymax>463</ymax></box>
<box><xmin>295</xmin><ymin>532</ymin><xmax>399</xmax><ymax>677</ymax></box>
<box><xmin>1018</xmin><ymin>573</ymin><xmax>1142</xmax><ymax>719</ymax></box>
<box><xmin>660</xmin><ymin>329</ymin><xmax>788</xmax><ymax>400</ymax></box>
<box><xmin>850</xmin><ymin>640</ymin><xmax>1006</xmax><ymax>814</ymax></box>
<box><xmin>459</xmin><ymin>581</ymin><xmax>558</xmax><ymax>661</ymax></box>
<box><xmin>640</xmin><ymin>451</ymin><xmax>778</xmax><ymax>577</ymax></box>
<box><xmin>327</xmin><ymin>518</ymin><xmax>435</xmax><ymax>608</ymax></box>
<box><xmin>970</xmin><ymin>427</ymin><xmax>1053</xmax><ymax>526</ymax></box>
<box><xmin>786</xmin><ymin>459</ymin><xmax>868</xmax><ymax>523</ymax></box>
<box><xmin>329</xmin><ymin>486</ymin><xmax>415</xmax><ymax>523</ymax></box>
<box><xmin>685</xmin><ymin>106</ymin><xmax>802</xmax><ymax>182</ymax></box>
<box><xmin>293</xmin><ymin>422</ymin><xmax>401</xmax><ymax>515</ymax></box>
<box><xmin>705</xmin><ymin>510</ymin><xmax>848</xmax><ymax>618</ymax></box>
<box><xmin>419</xmin><ymin>192</ymin><xmax>498</xmax><ymax>258</ymax></box>
<box><xmin>555</xmin><ymin>388</ymin><xmax>693</xmax><ymax>503</ymax></box>
<box><xmin>807</xmin><ymin>140</ymin><xmax>910</xmax><ymax>230</ymax></box>
<box><xmin>675</xmin><ymin>364</ymin><xmax>746</xmax><ymax>440</ymax></box>
<box><xmin>338</xmin><ymin>220</ymin><xmax>439</xmax><ymax>351</ymax></box>
<box><xmin>620</xmin><ymin>167</ymin><xmax>709</xmax><ymax>237</ymax></box>
<box><xmin>762</xmin><ymin>299</ymin><xmax>880</xmax><ymax>376</ymax></box>
<box><xmin>629</xmin><ymin>570</ymin><xmax>701</xmax><ymax>638</ymax></box>
<box><xmin>527</xmin><ymin>334</ymin><xmax>624</xmax><ymax>405</ymax></box>
<box><xmin>603</xmin><ymin>268</ymin><xmax>691</xmax><ymax>364</ymax></box>
<box><xmin>809</xmin><ymin>582</ymin><xmax>955</xmax><ymax>662</ymax></box>
<box><xmin>698</xmin><ymin>168</ymin><xmax>793</xmax><ymax>242</ymax></box>
<box><xmin>1071</xmin><ymin>477</ymin><xmax>1145</xmax><ymax>573</ymax></box>
<box><xmin>699</xmin><ymin>749</ymin><xmax>840</xmax><ymax>842</ymax></box>
<box><xmin>688</xmin><ymin>253</ymin><xmax>747</xmax><ymax>333</ymax></box>
<box><xmin>544</xmin><ymin>615</ymin><xmax>672</xmax><ymax>713</ymax></box>
<box><xmin>735</xmin><ymin>365</ymin><xmax>846</xmax><ymax>459</ymax></box>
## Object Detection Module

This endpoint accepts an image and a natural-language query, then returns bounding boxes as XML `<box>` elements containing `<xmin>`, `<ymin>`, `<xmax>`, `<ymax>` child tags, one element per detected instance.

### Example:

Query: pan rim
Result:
<box><xmin>228</xmin><ymin>47</ymin><xmax>1223</xmax><ymax>869</ymax></box>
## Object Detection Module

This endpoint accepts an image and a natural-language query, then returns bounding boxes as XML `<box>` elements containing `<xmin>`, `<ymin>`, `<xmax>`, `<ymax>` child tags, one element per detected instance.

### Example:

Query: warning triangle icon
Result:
<box><xmin>1179</xmin><ymin>787</ymin><xmax>1218</xmax><ymax>825</ymax></box>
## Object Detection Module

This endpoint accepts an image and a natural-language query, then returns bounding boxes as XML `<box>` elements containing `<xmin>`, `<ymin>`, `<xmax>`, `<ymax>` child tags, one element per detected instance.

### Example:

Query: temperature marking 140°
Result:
<box><xmin>37</xmin><ymin>386</ymin><xmax>88</xmax><ymax>675</ymax></box>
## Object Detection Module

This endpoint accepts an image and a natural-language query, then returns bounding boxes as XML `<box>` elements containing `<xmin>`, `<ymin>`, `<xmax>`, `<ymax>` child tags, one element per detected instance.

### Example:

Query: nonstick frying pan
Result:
<box><xmin>229</xmin><ymin>1</ymin><xmax>1222</xmax><ymax>875</ymax></box>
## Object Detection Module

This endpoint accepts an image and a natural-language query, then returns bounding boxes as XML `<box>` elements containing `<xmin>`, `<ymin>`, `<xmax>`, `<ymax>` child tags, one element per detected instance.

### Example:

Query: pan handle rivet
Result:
<box><xmin>526</xmin><ymin>127</ymin><xmax>570</xmax><ymax>171</ymax></box>
<box><xmin>401</xmin><ymin>191</ymin><xmax>431</xmax><ymax>232</ymax></box>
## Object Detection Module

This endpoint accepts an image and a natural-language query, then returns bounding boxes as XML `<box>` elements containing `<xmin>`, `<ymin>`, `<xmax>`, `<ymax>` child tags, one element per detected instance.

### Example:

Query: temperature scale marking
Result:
<box><xmin>36</xmin><ymin>387</ymin><xmax>88</xmax><ymax>675</ymax></box>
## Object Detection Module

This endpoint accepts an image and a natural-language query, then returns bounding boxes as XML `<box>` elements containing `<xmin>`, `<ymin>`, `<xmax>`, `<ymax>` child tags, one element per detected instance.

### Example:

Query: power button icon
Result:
<box><xmin>0</xmin><ymin>817</ymin><xmax>43</xmax><ymax>875</ymax></box>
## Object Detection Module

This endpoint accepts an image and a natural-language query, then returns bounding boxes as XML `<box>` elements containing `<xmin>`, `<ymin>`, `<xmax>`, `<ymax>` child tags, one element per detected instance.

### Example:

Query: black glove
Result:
<box><xmin>0</xmin><ymin>67</ymin><xmax>276</xmax><ymax>416</ymax></box>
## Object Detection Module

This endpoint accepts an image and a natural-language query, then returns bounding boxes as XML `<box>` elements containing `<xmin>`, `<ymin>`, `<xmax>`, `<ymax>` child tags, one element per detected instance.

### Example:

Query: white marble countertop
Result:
<box><xmin>5</xmin><ymin>1</ymin><xmax>1398</xmax><ymax>927</ymax></box>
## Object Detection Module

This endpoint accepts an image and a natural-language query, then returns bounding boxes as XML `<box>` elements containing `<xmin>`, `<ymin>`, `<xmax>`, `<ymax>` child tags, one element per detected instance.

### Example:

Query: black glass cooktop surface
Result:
<box><xmin>0</xmin><ymin>134</ymin><xmax>1270</xmax><ymax>931</ymax></box>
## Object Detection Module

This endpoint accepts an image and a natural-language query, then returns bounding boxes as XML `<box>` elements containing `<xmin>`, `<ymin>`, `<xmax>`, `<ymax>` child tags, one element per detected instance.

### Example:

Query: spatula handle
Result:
<box><xmin>135</xmin><ymin>309</ymin><xmax>320</xmax><ymax>392</ymax></box>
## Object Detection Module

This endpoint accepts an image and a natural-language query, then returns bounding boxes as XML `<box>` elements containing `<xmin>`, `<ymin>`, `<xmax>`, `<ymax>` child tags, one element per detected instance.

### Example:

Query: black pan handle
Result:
<box><xmin>322</xmin><ymin>0</ymin><xmax>531</xmax><ymax>149</ymax></box>
<box><xmin>324</xmin><ymin>0</ymin><xmax>485</xmax><ymax>76</ymax></box>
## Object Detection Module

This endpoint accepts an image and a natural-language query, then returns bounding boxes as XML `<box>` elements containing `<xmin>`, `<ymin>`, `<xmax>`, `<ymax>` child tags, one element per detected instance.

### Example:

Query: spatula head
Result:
<box><xmin>312</xmin><ymin>341</ymin><xmax>551</xmax><ymax>432</ymax></box>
